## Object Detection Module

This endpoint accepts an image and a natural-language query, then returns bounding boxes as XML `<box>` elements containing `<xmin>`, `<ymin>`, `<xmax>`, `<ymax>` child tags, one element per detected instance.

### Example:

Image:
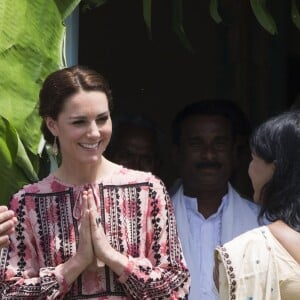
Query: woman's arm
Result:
<box><xmin>0</xmin><ymin>191</ymin><xmax>94</xmax><ymax>299</ymax></box>
<box><xmin>90</xmin><ymin>179</ymin><xmax>191</xmax><ymax>299</ymax></box>
<box><xmin>56</xmin><ymin>190</ymin><xmax>94</xmax><ymax>286</ymax></box>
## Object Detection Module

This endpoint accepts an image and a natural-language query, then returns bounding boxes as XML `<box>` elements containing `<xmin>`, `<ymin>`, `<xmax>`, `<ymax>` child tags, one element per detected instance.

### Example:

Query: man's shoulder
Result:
<box><xmin>229</xmin><ymin>185</ymin><xmax>260</xmax><ymax>211</ymax></box>
<box><xmin>168</xmin><ymin>178</ymin><xmax>182</xmax><ymax>198</ymax></box>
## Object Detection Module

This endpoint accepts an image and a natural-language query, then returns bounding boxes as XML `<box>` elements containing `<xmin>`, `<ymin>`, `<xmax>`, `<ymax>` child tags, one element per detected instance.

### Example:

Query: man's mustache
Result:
<box><xmin>195</xmin><ymin>161</ymin><xmax>222</xmax><ymax>169</ymax></box>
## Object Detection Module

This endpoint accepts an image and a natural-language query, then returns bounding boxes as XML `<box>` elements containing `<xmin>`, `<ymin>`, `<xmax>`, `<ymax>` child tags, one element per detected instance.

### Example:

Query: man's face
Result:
<box><xmin>176</xmin><ymin>115</ymin><xmax>236</xmax><ymax>195</ymax></box>
<box><xmin>110</xmin><ymin>125</ymin><xmax>160</xmax><ymax>173</ymax></box>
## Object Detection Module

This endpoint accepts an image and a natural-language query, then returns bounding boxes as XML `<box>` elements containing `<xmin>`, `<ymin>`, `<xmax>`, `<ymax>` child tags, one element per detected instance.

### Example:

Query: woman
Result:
<box><xmin>0</xmin><ymin>206</ymin><xmax>16</xmax><ymax>249</ymax></box>
<box><xmin>214</xmin><ymin>111</ymin><xmax>300</xmax><ymax>300</ymax></box>
<box><xmin>0</xmin><ymin>66</ymin><xmax>190</xmax><ymax>299</ymax></box>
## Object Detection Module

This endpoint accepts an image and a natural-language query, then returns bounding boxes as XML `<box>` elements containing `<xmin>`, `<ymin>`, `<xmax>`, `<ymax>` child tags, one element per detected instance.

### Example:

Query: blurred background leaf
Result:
<box><xmin>291</xmin><ymin>0</ymin><xmax>300</xmax><ymax>30</ymax></box>
<box><xmin>250</xmin><ymin>0</ymin><xmax>277</xmax><ymax>34</ymax></box>
<box><xmin>210</xmin><ymin>0</ymin><xmax>222</xmax><ymax>24</ymax></box>
<box><xmin>143</xmin><ymin>0</ymin><xmax>152</xmax><ymax>39</ymax></box>
<box><xmin>172</xmin><ymin>0</ymin><xmax>195</xmax><ymax>53</ymax></box>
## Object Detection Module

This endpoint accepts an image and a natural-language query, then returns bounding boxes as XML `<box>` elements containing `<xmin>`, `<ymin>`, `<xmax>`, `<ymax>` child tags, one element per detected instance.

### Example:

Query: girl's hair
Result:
<box><xmin>39</xmin><ymin>65</ymin><xmax>113</xmax><ymax>144</ymax></box>
<box><xmin>250</xmin><ymin>110</ymin><xmax>300</xmax><ymax>231</ymax></box>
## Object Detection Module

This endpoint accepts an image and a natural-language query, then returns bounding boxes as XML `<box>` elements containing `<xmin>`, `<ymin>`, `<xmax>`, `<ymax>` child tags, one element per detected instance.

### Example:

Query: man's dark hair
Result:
<box><xmin>171</xmin><ymin>99</ymin><xmax>251</xmax><ymax>145</ymax></box>
<box><xmin>108</xmin><ymin>112</ymin><xmax>164</xmax><ymax>154</ymax></box>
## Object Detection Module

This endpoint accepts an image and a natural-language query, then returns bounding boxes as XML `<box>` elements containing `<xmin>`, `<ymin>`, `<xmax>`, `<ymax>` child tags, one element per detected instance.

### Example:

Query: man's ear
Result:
<box><xmin>45</xmin><ymin>117</ymin><xmax>58</xmax><ymax>136</ymax></box>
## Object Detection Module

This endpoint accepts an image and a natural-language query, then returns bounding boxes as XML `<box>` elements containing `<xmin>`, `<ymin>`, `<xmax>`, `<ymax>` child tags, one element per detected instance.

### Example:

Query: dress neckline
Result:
<box><xmin>49</xmin><ymin>164</ymin><xmax>124</xmax><ymax>187</ymax></box>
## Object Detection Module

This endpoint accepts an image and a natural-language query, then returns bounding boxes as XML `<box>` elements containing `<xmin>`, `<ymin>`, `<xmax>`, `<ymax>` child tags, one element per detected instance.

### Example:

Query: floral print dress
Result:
<box><xmin>0</xmin><ymin>167</ymin><xmax>190</xmax><ymax>299</ymax></box>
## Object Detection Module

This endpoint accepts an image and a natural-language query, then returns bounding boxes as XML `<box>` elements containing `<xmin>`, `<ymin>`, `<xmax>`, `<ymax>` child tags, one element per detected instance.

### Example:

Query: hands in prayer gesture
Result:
<box><xmin>0</xmin><ymin>206</ymin><xmax>17</xmax><ymax>249</ymax></box>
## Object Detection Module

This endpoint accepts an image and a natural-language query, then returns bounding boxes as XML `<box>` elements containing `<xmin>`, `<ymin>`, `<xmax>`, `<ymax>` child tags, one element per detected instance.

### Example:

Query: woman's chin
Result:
<box><xmin>253</xmin><ymin>192</ymin><xmax>261</xmax><ymax>204</ymax></box>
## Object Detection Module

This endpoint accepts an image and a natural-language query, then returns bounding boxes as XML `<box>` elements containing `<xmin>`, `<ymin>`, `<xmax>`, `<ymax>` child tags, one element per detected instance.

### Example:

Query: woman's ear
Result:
<box><xmin>45</xmin><ymin>117</ymin><xmax>58</xmax><ymax>136</ymax></box>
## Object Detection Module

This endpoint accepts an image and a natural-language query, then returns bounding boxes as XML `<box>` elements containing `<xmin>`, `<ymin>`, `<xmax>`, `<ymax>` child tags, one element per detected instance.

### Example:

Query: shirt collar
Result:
<box><xmin>184</xmin><ymin>192</ymin><xmax>229</xmax><ymax>219</ymax></box>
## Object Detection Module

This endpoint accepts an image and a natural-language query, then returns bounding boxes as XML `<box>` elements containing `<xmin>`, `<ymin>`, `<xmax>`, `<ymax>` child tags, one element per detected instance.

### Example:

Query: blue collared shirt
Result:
<box><xmin>185</xmin><ymin>193</ymin><xmax>229</xmax><ymax>300</ymax></box>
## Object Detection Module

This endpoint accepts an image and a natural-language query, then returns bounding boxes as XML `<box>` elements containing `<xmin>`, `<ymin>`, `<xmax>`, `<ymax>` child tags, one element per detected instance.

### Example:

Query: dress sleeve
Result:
<box><xmin>214</xmin><ymin>248</ymin><xmax>230</xmax><ymax>300</ymax></box>
<box><xmin>0</xmin><ymin>192</ymin><xmax>69</xmax><ymax>300</ymax></box>
<box><xmin>117</xmin><ymin>177</ymin><xmax>191</xmax><ymax>299</ymax></box>
<box><xmin>215</xmin><ymin>229</ymin><xmax>281</xmax><ymax>300</ymax></box>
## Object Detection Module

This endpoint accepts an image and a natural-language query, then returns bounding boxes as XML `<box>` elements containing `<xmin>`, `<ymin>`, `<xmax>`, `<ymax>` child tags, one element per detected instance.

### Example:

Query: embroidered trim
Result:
<box><xmin>217</xmin><ymin>246</ymin><xmax>237</xmax><ymax>299</ymax></box>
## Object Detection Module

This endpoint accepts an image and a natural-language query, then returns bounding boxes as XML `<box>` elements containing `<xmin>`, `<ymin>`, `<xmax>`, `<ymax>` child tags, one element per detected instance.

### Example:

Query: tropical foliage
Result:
<box><xmin>0</xmin><ymin>0</ymin><xmax>80</xmax><ymax>204</ymax></box>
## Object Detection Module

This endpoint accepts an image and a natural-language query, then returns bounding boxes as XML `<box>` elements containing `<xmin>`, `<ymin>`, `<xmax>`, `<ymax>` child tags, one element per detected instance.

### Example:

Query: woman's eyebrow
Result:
<box><xmin>69</xmin><ymin>112</ymin><xmax>110</xmax><ymax>120</ymax></box>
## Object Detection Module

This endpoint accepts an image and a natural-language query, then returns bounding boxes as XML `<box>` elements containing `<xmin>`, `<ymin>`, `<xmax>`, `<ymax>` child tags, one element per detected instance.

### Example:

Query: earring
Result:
<box><xmin>52</xmin><ymin>136</ymin><xmax>58</xmax><ymax>156</ymax></box>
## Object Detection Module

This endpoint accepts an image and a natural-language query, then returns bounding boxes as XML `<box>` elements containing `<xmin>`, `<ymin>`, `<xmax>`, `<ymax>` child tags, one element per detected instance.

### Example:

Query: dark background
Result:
<box><xmin>78</xmin><ymin>0</ymin><xmax>300</xmax><ymax>192</ymax></box>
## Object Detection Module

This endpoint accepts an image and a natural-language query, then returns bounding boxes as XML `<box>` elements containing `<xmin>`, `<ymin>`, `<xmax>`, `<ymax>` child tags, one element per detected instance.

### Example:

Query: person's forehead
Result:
<box><xmin>181</xmin><ymin>115</ymin><xmax>232</xmax><ymax>134</ymax></box>
<box><xmin>116</xmin><ymin>125</ymin><xmax>156</xmax><ymax>147</ymax></box>
<box><xmin>117</xmin><ymin>124</ymin><xmax>156</xmax><ymax>140</ymax></box>
<box><xmin>61</xmin><ymin>90</ymin><xmax>109</xmax><ymax>115</ymax></box>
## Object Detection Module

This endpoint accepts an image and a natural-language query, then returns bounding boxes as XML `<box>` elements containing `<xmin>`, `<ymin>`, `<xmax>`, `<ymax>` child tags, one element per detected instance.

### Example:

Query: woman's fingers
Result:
<box><xmin>0</xmin><ymin>208</ymin><xmax>17</xmax><ymax>236</ymax></box>
<box><xmin>0</xmin><ymin>235</ymin><xmax>10</xmax><ymax>248</ymax></box>
<box><xmin>81</xmin><ymin>190</ymin><xmax>88</xmax><ymax>214</ymax></box>
<box><xmin>0</xmin><ymin>220</ymin><xmax>15</xmax><ymax>235</ymax></box>
<box><xmin>0</xmin><ymin>207</ymin><xmax>15</xmax><ymax>224</ymax></box>
<box><xmin>76</xmin><ymin>189</ymin><xmax>95</xmax><ymax>268</ymax></box>
<box><xmin>87</xmin><ymin>189</ymin><xmax>97</xmax><ymax>212</ymax></box>
<box><xmin>0</xmin><ymin>206</ymin><xmax>8</xmax><ymax>213</ymax></box>
<box><xmin>0</xmin><ymin>207</ymin><xmax>17</xmax><ymax>249</ymax></box>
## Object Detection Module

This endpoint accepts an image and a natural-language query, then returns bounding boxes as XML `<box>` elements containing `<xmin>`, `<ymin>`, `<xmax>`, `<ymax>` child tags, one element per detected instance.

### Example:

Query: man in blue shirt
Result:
<box><xmin>170</xmin><ymin>100</ymin><xmax>260</xmax><ymax>300</ymax></box>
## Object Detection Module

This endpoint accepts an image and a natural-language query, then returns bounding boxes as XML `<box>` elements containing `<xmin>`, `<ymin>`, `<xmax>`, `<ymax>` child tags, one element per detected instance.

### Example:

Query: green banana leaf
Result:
<box><xmin>0</xmin><ymin>0</ymin><xmax>80</xmax><ymax>203</ymax></box>
<box><xmin>250</xmin><ymin>0</ymin><xmax>277</xmax><ymax>35</ymax></box>
<box><xmin>0</xmin><ymin>116</ymin><xmax>38</xmax><ymax>204</ymax></box>
<box><xmin>81</xmin><ymin>0</ymin><xmax>107</xmax><ymax>11</ymax></box>
<box><xmin>143</xmin><ymin>0</ymin><xmax>152</xmax><ymax>39</ymax></box>
<box><xmin>291</xmin><ymin>0</ymin><xmax>300</xmax><ymax>30</ymax></box>
<box><xmin>210</xmin><ymin>0</ymin><xmax>222</xmax><ymax>24</ymax></box>
<box><xmin>172</xmin><ymin>0</ymin><xmax>195</xmax><ymax>53</ymax></box>
<box><xmin>0</xmin><ymin>0</ymin><xmax>80</xmax><ymax>154</ymax></box>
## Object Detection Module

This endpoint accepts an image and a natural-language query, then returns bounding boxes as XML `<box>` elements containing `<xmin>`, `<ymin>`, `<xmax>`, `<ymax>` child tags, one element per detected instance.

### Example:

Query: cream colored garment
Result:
<box><xmin>215</xmin><ymin>226</ymin><xmax>300</xmax><ymax>300</ymax></box>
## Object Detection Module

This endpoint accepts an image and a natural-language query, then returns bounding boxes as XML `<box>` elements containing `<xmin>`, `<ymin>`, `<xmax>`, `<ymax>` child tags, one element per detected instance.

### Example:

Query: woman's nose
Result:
<box><xmin>87</xmin><ymin>121</ymin><xmax>100</xmax><ymax>137</ymax></box>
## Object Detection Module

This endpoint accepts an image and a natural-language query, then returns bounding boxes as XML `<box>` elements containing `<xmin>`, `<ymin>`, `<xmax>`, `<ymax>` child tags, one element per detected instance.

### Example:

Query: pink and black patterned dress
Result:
<box><xmin>0</xmin><ymin>167</ymin><xmax>190</xmax><ymax>299</ymax></box>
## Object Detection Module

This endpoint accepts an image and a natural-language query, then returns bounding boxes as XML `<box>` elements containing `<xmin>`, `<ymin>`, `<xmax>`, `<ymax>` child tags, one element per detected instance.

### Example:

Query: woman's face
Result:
<box><xmin>46</xmin><ymin>90</ymin><xmax>112</xmax><ymax>167</ymax></box>
<box><xmin>248</xmin><ymin>153</ymin><xmax>275</xmax><ymax>203</ymax></box>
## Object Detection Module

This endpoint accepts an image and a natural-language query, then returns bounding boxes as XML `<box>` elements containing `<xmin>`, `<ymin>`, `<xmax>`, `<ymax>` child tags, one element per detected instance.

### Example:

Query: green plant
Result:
<box><xmin>0</xmin><ymin>0</ymin><xmax>80</xmax><ymax>204</ymax></box>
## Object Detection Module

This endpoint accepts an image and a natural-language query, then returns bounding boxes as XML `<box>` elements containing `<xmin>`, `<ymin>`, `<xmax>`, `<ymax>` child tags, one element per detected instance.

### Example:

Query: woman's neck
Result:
<box><xmin>54</xmin><ymin>156</ymin><xmax>117</xmax><ymax>185</ymax></box>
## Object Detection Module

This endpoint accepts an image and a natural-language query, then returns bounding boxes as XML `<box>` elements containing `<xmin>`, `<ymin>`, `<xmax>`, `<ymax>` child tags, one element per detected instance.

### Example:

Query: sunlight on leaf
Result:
<box><xmin>0</xmin><ymin>1</ymin><xmax>79</xmax><ymax>202</ymax></box>
<box><xmin>0</xmin><ymin>1</ymin><xmax>68</xmax><ymax>155</ymax></box>
<box><xmin>55</xmin><ymin>0</ymin><xmax>81</xmax><ymax>20</ymax></box>
<box><xmin>0</xmin><ymin>116</ymin><xmax>37</xmax><ymax>204</ymax></box>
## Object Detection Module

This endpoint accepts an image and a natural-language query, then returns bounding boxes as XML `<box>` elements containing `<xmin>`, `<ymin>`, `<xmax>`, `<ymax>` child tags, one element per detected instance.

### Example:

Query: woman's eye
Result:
<box><xmin>72</xmin><ymin>120</ymin><xmax>85</xmax><ymax>125</ymax></box>
<box><xmin>96</xmin><ymin>116</ymin><xmax>109</xmax><ymax>123</ymax></box>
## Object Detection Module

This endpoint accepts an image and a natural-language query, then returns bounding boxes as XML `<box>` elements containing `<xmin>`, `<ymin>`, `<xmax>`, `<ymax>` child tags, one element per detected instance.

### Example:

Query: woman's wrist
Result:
<box><xmin>101</xmin><ymin>248</ymin><xmax>129</xmax><ymax>276</ymax></box>
<box><xmin>57</xmin><ymin>254</ymin><xmax>88</xmax><ymax>286</ymax></box>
